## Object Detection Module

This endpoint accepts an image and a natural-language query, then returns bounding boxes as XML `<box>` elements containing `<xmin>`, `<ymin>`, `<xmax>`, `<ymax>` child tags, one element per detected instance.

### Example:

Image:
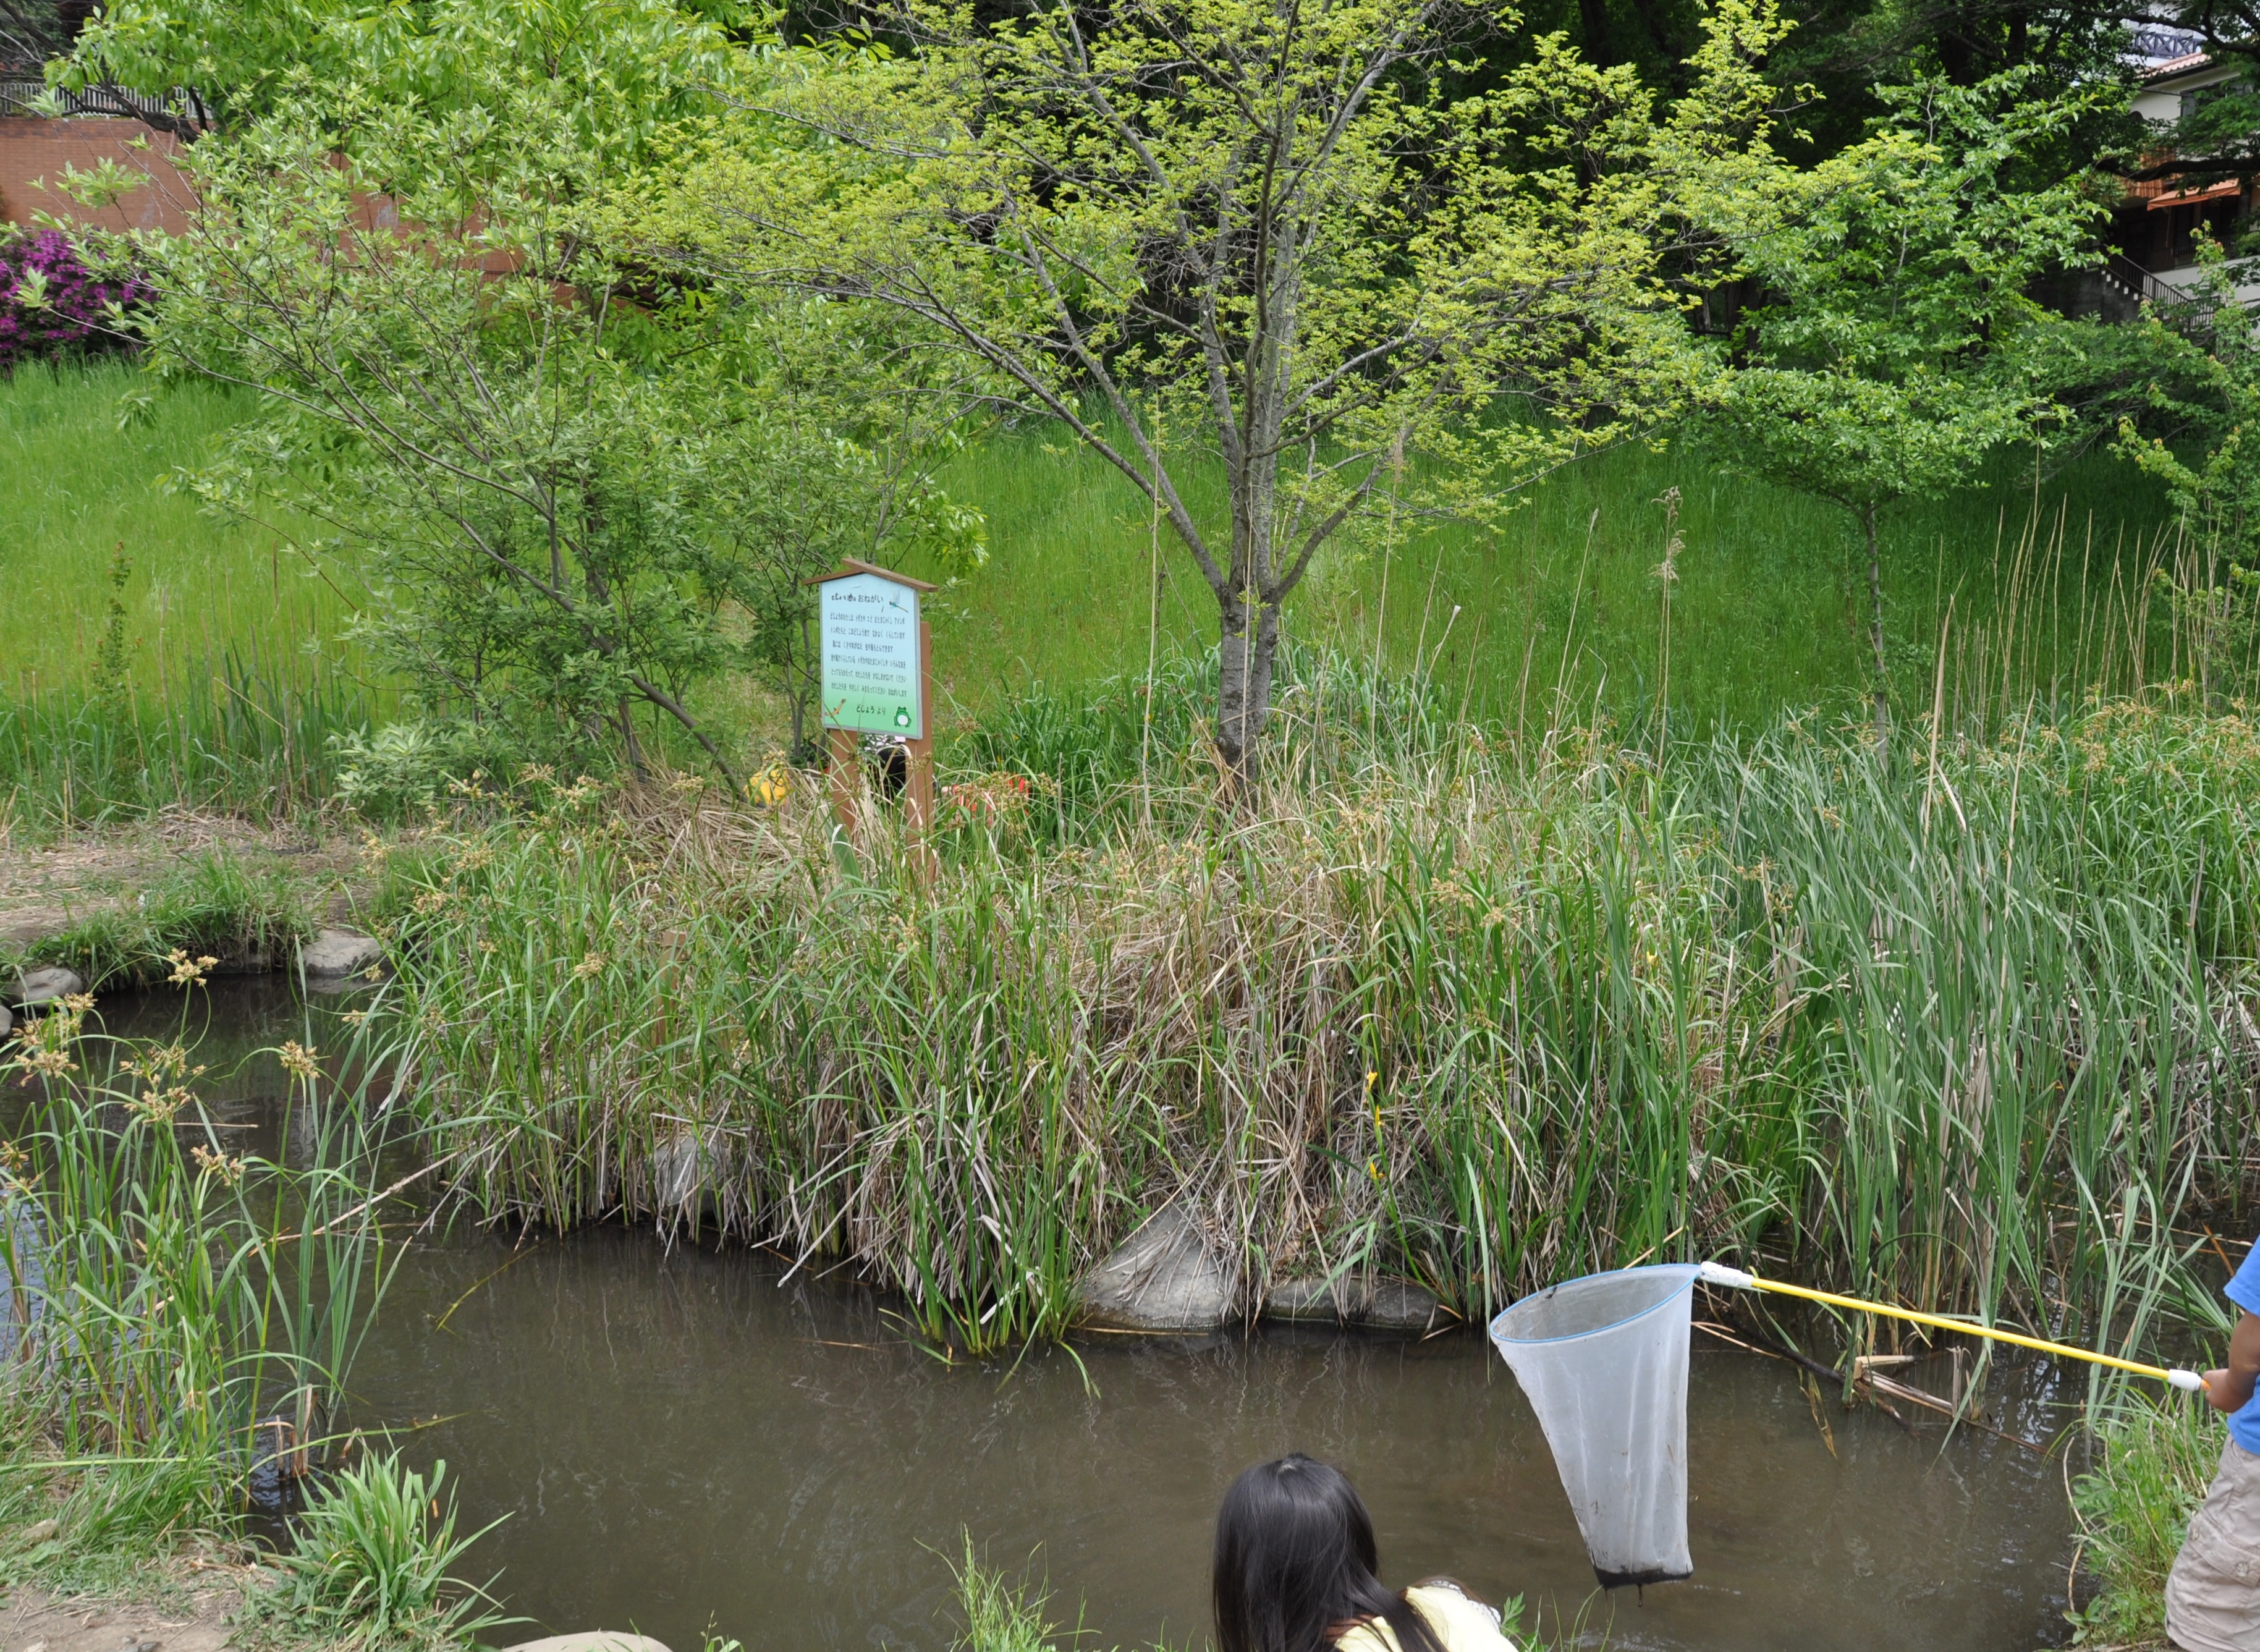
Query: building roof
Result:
<box><xmin>2143</xmin><ymin>49</ymin><xmax>2214</xmax><ymax>77</ymax></box>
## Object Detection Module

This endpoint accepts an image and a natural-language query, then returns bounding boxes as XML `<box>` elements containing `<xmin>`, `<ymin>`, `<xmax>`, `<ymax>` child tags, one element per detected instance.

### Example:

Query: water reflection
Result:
<box><xmin>82</xmin><ymin>983</ymin><xmax>2078</xmax><ymax>1652</ymax></box>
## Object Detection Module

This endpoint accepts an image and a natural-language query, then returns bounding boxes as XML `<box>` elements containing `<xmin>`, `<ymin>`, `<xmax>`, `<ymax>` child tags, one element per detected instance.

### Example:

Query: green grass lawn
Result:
<box><xmin>1</xmin><ymin>360</ymin><xmax>2183</xmax><ymax>744</ymax></box>
<box><xmin>0</xmin><ymin>359</ymin><xmax>356</xmax><ymax>703</ymax></box>
<box><xmin>913</xmin><ymin>422</ymin><xmax>2182</xmax><ymax>732</ymax></box>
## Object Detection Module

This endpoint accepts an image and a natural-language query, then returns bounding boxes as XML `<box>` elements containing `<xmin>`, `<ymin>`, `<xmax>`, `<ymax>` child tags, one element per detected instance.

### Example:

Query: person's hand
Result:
<box><xmin>2206</xmin><ymin>1368</ymin><xmax>2238</xmax><ymax>1413</ymax></box>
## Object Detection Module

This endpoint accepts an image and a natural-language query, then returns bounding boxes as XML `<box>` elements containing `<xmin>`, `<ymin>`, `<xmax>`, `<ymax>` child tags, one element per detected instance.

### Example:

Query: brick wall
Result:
<box><xmin>0</xmin><ymin>116</ymin><xmax>193</xmax><ymax>232</ymax></box>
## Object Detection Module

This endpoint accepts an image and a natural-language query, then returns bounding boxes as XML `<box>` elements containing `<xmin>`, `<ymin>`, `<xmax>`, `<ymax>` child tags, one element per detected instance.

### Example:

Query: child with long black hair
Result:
<box><xmin>1211</xmin><ymin>1455</ymin><xmax>1518</xmax><ymax>1652</ymax></box>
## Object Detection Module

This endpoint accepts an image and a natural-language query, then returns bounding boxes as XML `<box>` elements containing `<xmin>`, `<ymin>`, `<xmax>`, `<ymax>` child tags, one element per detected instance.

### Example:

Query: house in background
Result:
<box><xmin>2102</xmin><ymin>40</ymin><xmax>2259</xmax><ymax>307</ymax></box>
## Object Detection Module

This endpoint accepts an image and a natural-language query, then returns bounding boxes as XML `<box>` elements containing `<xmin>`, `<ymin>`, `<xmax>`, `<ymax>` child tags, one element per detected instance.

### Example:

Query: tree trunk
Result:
<box><xmin>617</xmin><ymin>696</ymin><xmax>647</xmax><ymax>779</ymax></box>
<box><xmin>1215</xmin><ymin>587</ymin><xmax>1280</xmax><ymax>797</ymax></box>
<box><xmin>1866</xmin><ymin>502</ymin><xmax>1888</xmax><ymax>738</ymax></box>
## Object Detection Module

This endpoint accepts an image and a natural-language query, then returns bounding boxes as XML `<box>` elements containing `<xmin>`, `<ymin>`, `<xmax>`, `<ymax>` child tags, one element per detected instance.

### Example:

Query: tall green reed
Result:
<box><xmin>0</xmin><ymin>646</ymin><xmax>370</xmax><ymax>839</ymax></box>
<box><xmin>375</xmin><ymin>671</ymin><xmax>2260</xmax><ymax>1363</ymax></box>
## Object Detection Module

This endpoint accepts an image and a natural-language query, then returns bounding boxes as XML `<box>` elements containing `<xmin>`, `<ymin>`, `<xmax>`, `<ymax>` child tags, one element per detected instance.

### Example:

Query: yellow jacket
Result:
<box><xmin>1332</xmin><ymin>1584</ymin><xmax>1518</xmax><ymax>1652</ymax></box>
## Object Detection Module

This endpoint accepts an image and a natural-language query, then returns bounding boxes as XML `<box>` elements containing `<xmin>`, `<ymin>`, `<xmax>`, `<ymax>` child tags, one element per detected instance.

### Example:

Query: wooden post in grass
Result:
<box><xmin>908</xmin><ymin>617</ymin><xmax>935</xmax><ymax>840</ymax></box>
<box><xmin>806</xmin><ymin>559</ymin><xmax>939</xmax><ymax>871</ymax></box>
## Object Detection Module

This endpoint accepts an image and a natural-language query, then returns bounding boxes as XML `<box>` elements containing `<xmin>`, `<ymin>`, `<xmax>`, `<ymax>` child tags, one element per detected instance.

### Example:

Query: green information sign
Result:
<box><xmin>818</xmin><ymin>570</ymin><xmax>923</xmax><ymax>739</ymax></box>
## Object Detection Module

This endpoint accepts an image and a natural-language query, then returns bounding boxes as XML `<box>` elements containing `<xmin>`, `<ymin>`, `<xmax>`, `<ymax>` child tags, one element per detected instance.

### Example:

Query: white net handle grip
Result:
<box><xmin>2169</xmin><ymin>1369</ymin><xmax>2208</xmax><ymax>1392</ymax></box>
<box><xmin>1697</xmin><ymin>1261</ymin><xmax>1754</xmax><ymax>1290</ymax></box>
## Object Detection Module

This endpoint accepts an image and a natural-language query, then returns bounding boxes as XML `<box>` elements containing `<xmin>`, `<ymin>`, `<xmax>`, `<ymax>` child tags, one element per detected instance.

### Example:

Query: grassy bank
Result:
<box><xmin>922</xmin><ymin>425</ymin><xmax>2184</xmax><ymax>733</ymax></box>
<box><xmin>0</xmin><ymin>359</ymin><xmax>2193</xmax><ymax>837</ymax></box>
<box><xmin>2070</xmin><ymin>1398</ymin><xmax>2225</xmax><ymax>1645</ymax></box>
<box><xmin>0</xmin><ymin>362</ymin><xmax>357</xmax><ymax>703</ymax></box>
<box><xmin>0</xmin><ymin>361</ymin><xmax>370</xmax><ymax>835</ymax></box>
<box><xmin>370</xmin><ymin>658</ymin><xmax>2259</xmax><ymax>1358</ymax></box>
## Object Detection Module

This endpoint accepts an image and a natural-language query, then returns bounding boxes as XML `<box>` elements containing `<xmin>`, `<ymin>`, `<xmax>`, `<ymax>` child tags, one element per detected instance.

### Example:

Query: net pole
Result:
<box><xmin>1695</xmin><ymin>1263</ymin><xmax>2209</xmax><ymax>1392</ymax></box>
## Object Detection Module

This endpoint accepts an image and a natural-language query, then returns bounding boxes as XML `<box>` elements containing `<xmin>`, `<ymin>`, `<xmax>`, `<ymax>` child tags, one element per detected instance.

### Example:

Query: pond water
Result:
<box><xmin>80</xmin><ymin>982</ymin><xmax>2081</xmax><ymax>1651</ymax></box>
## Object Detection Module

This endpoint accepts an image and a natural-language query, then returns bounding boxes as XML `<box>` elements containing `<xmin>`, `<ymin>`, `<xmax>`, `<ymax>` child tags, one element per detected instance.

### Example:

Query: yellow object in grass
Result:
<box><xmin>747</xmin><ymin>762</ymin><xmax>793</xmax><ymax>808</ymax></box>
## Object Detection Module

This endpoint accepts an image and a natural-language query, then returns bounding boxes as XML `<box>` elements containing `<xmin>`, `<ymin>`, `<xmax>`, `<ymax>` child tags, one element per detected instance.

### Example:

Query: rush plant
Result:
<box><xmin>376</xmin><ymin>660</ymin><xmax>2260</xmax><ymax>1361</ymax></box>
<box><xmin>0</xmin><ymin>991</ymin><xmax>397</xmax><ymax>1570</ymax></box>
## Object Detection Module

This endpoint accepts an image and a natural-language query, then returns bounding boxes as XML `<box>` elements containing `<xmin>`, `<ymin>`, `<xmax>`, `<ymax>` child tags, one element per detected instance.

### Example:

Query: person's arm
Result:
<box><xmin>2204</xmin><ymin>1309</ymin><xmax>2260</xmax><ymax>1414</ymax></box>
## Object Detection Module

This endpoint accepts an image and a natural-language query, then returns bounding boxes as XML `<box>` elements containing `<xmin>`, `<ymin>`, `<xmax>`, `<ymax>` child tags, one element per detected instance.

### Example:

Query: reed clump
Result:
<box><xmin>0</xmin><ymin>990</ymin><xmax>395</xmax><ymax>1582</ymax></box>
<box><xmin>378</xmin><ymin>665</ymin><xmax>2260</xmax><ymax>1356</ymax></box>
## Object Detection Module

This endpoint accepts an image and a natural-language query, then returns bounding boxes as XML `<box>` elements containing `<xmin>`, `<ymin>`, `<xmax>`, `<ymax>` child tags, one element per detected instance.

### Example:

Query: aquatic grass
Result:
<box><xmin>263</xmin><ymin>1451</ymin><xmax>512</xmax><ymax>1652</ymax></box>
<box><xmin>2069</xmin><ymin>1396</ymin><xmax>2222</xmax><ymax>1645</ymax></box>
<box><xmin>947</xmin><ymin>1538</ymin><xmax>1071</xmax><ymax>1652</ymax></box>
<box><xmin>373</xmin><ymin>671</ymin><xmax>2260</xmax><ymax>1367</ymax></box>
<box><xmin>0</xmin><ymin>990</ymin><xmax>400</xmax><ymax>1577</ymax></box>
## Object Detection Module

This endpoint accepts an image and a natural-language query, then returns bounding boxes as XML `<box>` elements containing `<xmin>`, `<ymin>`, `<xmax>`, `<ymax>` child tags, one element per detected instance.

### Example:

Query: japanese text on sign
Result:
<box><xmin>818</xmin><ymin>572</ymin><xmax>923</xmax><ymax>739</ymax></box>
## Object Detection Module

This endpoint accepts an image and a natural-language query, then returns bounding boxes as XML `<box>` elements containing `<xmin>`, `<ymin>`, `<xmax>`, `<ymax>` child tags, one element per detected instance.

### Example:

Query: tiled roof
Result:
<box><xmin>2142</xmin><ymin>49</ymin><xmax>2215</xmax><ymax>77</ymax></box>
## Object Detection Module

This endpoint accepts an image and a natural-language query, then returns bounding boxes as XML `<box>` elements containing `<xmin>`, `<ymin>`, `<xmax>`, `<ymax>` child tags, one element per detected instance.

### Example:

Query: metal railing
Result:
<box><xmin>0</xmin><ymin>77</ymin><xmax>208</xmax><ymax>129</ymax></box>
<box><xmin>2102</xmin><ymin>252</ymin><xmax>2199</xmax><ymax>307</ymax></box>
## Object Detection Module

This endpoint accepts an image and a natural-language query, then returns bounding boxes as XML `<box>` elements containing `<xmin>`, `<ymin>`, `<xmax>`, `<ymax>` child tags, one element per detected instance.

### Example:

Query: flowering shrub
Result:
<box><xmin>0</xmin><ymin>227</ymin><xmax>151</xmax><ymax>374</ymax></box>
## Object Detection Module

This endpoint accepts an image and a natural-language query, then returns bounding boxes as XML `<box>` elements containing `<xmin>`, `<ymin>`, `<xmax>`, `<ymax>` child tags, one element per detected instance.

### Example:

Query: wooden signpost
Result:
<box><xmin>807</xmin><ymin>559</ymin><xmax>938</xmax><ymax>862</ymax></box>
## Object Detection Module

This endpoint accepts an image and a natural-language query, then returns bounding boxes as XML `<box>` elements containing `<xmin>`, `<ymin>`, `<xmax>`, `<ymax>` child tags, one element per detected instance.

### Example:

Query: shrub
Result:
<box><xmin>0</xmin><ymin>228</ymin><xmax>149</xmax><ymax>375</ymax></box>
<box><xmin>331</xmin><ymin>722</ymin><xmax>502</xmax><ymax>820</ymax></box>
<box><xmin>269</xmin><ymin>1452</ymin><xmax>509</xmax><ymax>1650</ymax></box>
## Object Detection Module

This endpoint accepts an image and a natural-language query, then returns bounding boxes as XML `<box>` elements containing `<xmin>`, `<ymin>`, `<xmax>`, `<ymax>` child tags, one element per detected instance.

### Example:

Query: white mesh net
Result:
<box><xmin>1488</xmin><ymin>1264</ymin><xmax>1700</xmax><ymax>1588</ymax></box>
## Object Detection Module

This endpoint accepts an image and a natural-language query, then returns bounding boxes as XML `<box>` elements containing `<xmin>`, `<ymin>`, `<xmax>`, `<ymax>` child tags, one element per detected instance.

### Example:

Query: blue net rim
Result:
<box><xmin>1486</xmin><ymin>1263</ymin><xmax>1701</xmax><ymax>1346</ymax></box>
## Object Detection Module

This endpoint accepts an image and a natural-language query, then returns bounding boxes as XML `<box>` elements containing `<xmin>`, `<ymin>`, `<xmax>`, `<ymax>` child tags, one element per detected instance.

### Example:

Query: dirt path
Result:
<box><xmin>0</xmin><ymin>1572</ymin><xmax>250</xmax><ymax>1652</ymax></box>
<box><xmin>0</xmin><ymin>811</ymin><xmax>371</xmax><ymax>951</ymax></box>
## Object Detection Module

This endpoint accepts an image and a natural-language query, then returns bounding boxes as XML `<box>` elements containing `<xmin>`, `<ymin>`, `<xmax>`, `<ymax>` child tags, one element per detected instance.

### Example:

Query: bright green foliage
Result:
<box><xmin>2070</xmin><ymin>1397</ymin><xmax>2221</xmax><ymax>1644</ymax></box>
<box><xmin>2115</xmin><ymin>238</ymin><xmax>2260</xmax><ymax>687</ymax></box>
<box><xmin>656</xmin><ymin>0</ymin><xmax>1790</xmax><ymax>786</ymax></box>
<box><xmin>1703</xmin><ymin>67</ymin><xmax>2113</xmax><ymax>724</ymax></box>
<box><xmin>270</xmin><ymin>1451</ymin><xmax>510</xmax><ymax>1650</ymax></box>
<box><xmin>58</xmin><ymin>0</ymin><xmax>743</xmax><ymax>146</ymax></box>
<box><xmin>111</xmin><ymin>44</ymin><xmax>980</xmax><ymax>787</ymax></box>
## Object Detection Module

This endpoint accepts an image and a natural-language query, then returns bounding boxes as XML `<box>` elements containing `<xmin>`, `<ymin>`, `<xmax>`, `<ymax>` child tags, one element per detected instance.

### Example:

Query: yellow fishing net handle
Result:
<box><xmin>1695</xmin><ymin>1262</ymin><xmax>2210</xmax><ymax>1392</ymax></box>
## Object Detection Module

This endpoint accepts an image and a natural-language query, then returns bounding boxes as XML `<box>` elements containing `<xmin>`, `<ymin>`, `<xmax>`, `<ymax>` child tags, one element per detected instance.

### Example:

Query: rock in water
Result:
<box><xmin>1262</xmin><ymin>1273</ymin><xmax>1447</xmax><ymax>1332</ymax></box>
<box><xmin>651</xmin><ymin>1129</ymin><xmax>722</xmax><ymax>1219</ymax></box>
<box><xmin>7</xmin><ymin>967</ymin><xmax>82</xmax><ymax>1009</ymax></box>
<box><xmin>299</xmin><ymin>930</ymin><xmax>384</xmax><ymax>977</ymax></box>
<box><xmin>0</xmin><ymin>1004</ymin><xmax>12</xmax><ymax>1040</ymax></box>
<box><xmin>1076</xmin><ymin>1206</ymin><xmax>1238</xmax><ymax>1332</ymax></box>
<box><xmin>499</xmin><ymin>1637</ymin><xmax>672</xmax><ymax>1652</ymax></box>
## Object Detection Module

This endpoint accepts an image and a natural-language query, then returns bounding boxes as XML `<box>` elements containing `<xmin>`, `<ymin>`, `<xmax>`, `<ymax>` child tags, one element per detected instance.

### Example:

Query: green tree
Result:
<box><xmin>2114</xmin><ymin>238</ymin><xmax>2260</xmax><ymax>701</ymax></box>
<box><xmin>95</xmin><ymin>65</ymin><xmax>981</xmax><ymax>787</ymax></box>
<box><xmin>54</xmin><ymin>0</ymin><xmax>741</xmax><ymax>140</ymax></box>
<box><xmin>1701</xmin><ymin>67</ymin><xmax>2109</xmax><ymax>729</ymax></box>
<box><xmin>656</xmin><ymin>0</ymin><xmax>1790</xmax><ymax>792</ymax></box>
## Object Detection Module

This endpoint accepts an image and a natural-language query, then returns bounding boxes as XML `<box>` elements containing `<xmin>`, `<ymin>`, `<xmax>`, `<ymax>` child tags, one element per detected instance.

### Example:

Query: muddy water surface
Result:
<box><xmin>98</xmin><ymin>983</ymin><xmax>2081</xmax><ymax>1651</ymax></box>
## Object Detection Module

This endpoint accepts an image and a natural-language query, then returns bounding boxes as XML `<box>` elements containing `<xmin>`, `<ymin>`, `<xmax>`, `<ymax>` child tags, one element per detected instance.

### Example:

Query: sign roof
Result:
<box><xmin>803</xmin><ymin>557</ymin><xmax>939</xmax><ymax>594</ymax></box>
